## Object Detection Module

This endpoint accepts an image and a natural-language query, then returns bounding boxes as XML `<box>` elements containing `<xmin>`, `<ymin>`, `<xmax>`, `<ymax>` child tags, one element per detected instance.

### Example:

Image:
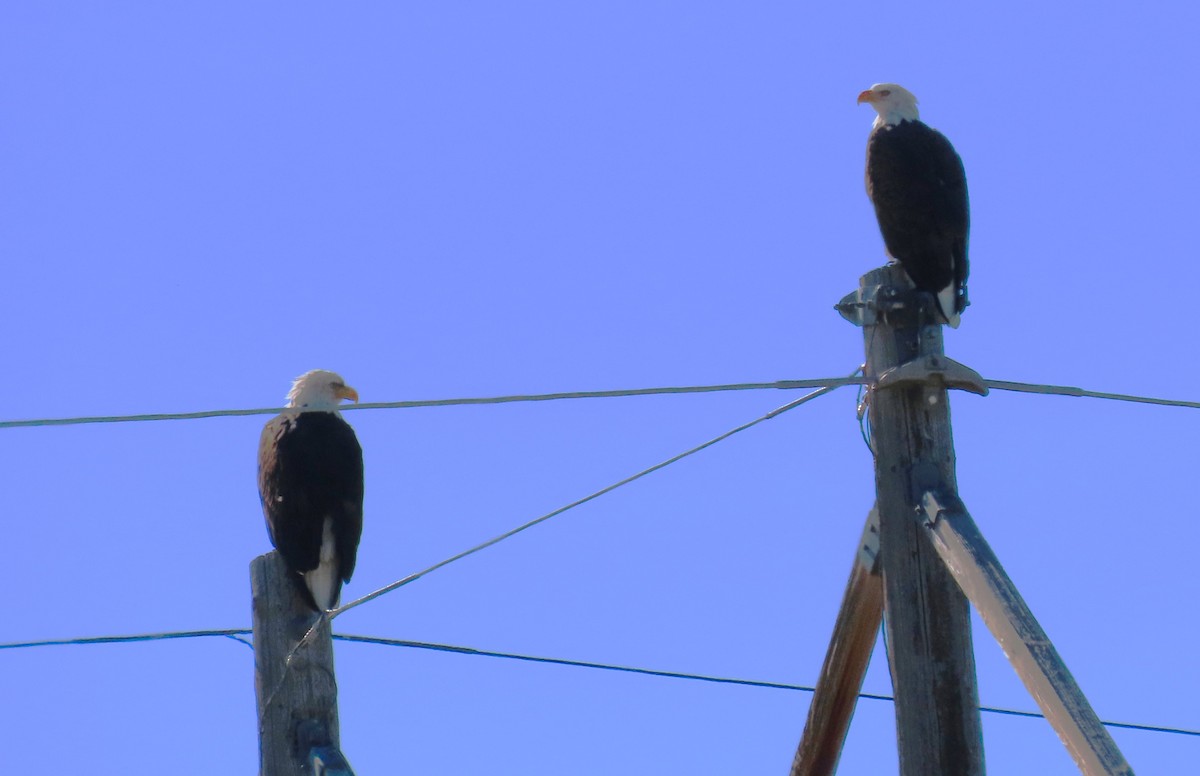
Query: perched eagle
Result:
<box><xmin>258</xmin><ymin>370</ymin><xmax>364</xmax><ymax>611</ymax></box>
<box><xmin>858</xmin><ymin>83</ymin><xmax>970</xmax><ymax>327</ymax></box>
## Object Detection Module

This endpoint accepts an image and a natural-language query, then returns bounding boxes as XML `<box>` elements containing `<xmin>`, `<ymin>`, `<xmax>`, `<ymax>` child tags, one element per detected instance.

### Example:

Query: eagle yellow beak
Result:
<box><xmin>856</xmin><ymin>89</ymin><xmax>877</xmax><ymax>105</ymax></box>
<box><xmin>336</xmin><ymin>385</ymin><xmax>359</xmax><ymax>403</ymax></box>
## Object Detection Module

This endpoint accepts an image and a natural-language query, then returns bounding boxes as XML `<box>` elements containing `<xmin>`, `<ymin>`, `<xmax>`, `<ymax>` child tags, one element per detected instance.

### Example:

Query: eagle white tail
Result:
<box><xmin>938</xmin><ymin>285</ymin><xmax>961</xmax><ymax>329</ymax></box>
<box><xmin>303</xmin><ymin>518</ymin><xmax>340</xmax><ymax>611</ymax></box>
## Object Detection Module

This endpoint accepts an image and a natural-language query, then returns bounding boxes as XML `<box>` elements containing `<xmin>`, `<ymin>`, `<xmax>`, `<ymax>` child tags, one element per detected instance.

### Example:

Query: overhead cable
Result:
<box><xmin>331</xmin><ymin>374</ymin><xmax>855</xmax><ymax>619</ymax></box>
<box><xmin>0</xmin><ymin>378</ymin><xmax>863</xmax><ymax>430</ymax></box>
<box><xmin>3</xmin><ymin>628</ymin><xmax>1194</xmax><ymax>739</ymax></box>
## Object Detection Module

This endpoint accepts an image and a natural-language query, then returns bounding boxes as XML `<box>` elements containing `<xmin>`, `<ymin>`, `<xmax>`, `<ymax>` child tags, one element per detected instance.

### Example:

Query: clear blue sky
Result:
<box><xmin>3</xmin><ymin>3</ymin><xmax>1197</xmax><ymax>773</ymax></box>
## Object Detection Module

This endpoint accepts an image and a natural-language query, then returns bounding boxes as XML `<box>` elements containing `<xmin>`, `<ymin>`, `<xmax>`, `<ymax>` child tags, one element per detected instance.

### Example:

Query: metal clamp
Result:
<box><xmin>876</xmin><ymin>354</ymin><xmax>988</xmax><ymax>396</ymax></box>
<box><xmin>836</xmin><ymin>284</ymin><xmax>909</xmax><ymax>327</ymax></box>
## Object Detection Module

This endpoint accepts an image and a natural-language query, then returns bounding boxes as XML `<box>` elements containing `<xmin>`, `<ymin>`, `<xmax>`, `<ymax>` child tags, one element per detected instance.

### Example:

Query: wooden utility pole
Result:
<box><xmin>849</xmin><ymin>265</ymin><xmax>985</xmax><ymax>775</ymax></box>
<box><xmin>791</xmin><ymin>265</ymin><xmax>1135</xmax><ymax>775</ymax></box>
<box><xmin>252</xmin><ymin>551</ymin><xmax>353</xmax><ymax>776</ymax></box>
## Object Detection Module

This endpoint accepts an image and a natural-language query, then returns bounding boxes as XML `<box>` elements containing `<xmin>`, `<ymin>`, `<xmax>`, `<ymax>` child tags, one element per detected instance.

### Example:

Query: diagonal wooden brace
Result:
<box><xmin>919</xmin><ymin>491</ymin><xmax>1134</xmax><ymax>776</ymax></box>
<box><xmin>790</xmin><ymin>508</ymin><xmax>885</xmax><ymax>776</ymax></box>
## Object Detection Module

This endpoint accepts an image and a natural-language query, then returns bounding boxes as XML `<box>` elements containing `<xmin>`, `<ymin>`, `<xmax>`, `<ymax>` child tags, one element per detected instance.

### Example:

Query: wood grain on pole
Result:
<box><xmin>861</xmin><ymin>264</ymin><xmax>985</xmax><ymax>776</ymax></box>
<box><xmin>790</xmin><ymin>509</ymin><xmax>885</xmax><ymax>776</ymax></box>
<box><xmin>252</xmin><ymin>551</ymin><xmax>341</xmax><ymax>776</ymax></box>
<box><xmin>920</xmin><ymin>492</ymin><xmax>1133</xmax><ymax>776</ymax></box>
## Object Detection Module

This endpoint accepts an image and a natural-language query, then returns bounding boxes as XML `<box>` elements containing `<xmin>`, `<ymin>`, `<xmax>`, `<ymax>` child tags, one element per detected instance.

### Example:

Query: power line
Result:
<box><xmin>331</xmin><ymin>377</ymin><xmax>852</xmax><ymax>619</ymax></box>
<box><xmin>8</xmin><ymin>370</ymin><xmax>1196</xmax><ymax>747</ymax></box>
<box><xmin>334</xmin><ymin>633</ymin><xmax>853</xmax><ymax>693</ymax></box>
<box><xmin>0</xmin><ymin>629</ymin><xmax>253</xmax><ymax>651</ymax></box>
<box><xmin>4</xmin><ymin>374</ymin><xmax>1197</xmax><ymax>432</ymax></box>
<box><xmin>336</xmin><ymin>635</ymin><xmax>1199</xmax><ymax>739</ymax></box>
<box><xmin>3</xmin><ymin>628</ymin><xmax>1194</xmax><ymax>739</ymax></box>
<box><xmin>984</xmin><ymin>379</ymin><xmax>1200</xmax><ymax>410</ymax></box>
<box><xmin>0</xmin><ymin>378</ymin><xmax>863</xmax><ymax>430</ymax></box>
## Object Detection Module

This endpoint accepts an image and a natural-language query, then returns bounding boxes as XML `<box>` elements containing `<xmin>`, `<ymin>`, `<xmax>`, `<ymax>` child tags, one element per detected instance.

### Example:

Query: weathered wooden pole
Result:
<box><xmin>841</xmin><ymin>265</ymin><xmax>986</xmax><ymax>775</ymax></box>
<box><xmin>252</xmin><ymin>551</ymin><xmax>350</xmax><ymax>775</ymax></box>
<box><xmin>790</xmin><ymin>509</ymin><xmax>884</xmax><ymax>776</ymax></box>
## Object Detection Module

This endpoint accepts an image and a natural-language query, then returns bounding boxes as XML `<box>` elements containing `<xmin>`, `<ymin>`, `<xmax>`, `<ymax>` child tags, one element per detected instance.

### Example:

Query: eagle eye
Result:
<box><xmin>879</xmin><ymin>89</ymin><xmax>892</xmax><ymax>96</ymax></box>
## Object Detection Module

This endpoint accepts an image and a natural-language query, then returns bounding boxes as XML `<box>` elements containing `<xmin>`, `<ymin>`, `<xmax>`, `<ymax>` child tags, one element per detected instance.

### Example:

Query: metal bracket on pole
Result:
<box><xmin>876</xmin><ymin>354</ymin><xmax>988</xmax><ymax>397</ymax></box>
<box><xmin>918</xmin><ymin>491</ymin><xmax>1134</xmax><ymax>776</ymax></box>
<box><xmin>838</xmin><ymin>281</ymin><xmax>987</xmax><ymax>396</ymax></box>
<box><xmin>836</xmin><ymin>284</ymin><xmax>898</xmax><ymax>327</ymax></box>
<box><xmin>835</xmin><ymin>273</ymin><xmax>947</xmax><ymax>329</ymax></box>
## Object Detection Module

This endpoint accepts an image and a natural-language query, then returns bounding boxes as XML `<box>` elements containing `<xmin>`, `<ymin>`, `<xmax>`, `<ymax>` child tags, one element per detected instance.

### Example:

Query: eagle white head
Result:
<box><xmin>286</xmin><ymin>369</ymin><xmax>359</xmax><ymax>410</ymax></box>
<box><xmin>857</xmin><ymin>83</ymin><xmax>920</xmax><ymax>128</ymax></box>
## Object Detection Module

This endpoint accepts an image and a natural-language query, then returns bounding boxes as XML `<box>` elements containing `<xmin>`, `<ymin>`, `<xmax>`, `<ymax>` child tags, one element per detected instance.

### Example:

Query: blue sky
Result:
<box><xmin>3</xmin><ymin>3</ymin><xmax>1197</xmax><ymax>773</ymax></box>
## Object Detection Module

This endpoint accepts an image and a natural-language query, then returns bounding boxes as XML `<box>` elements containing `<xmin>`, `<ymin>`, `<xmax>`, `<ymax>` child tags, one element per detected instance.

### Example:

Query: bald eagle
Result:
<box><xmin>258</xmin><ymin>370</ymin><xmax>364</xmax><ymax>611</ymax></box>
<box><xmin>858</xmin><ymin>83</ymin><xmax>970</xmax><ymax>327</ymax></box>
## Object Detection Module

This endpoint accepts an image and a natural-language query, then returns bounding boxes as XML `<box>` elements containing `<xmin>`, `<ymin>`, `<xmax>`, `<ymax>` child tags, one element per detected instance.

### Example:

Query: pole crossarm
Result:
<box><xmin>919</xmin><ymin>491</ymin><xmax>1134</xmax><ymax>776</ymax></box>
